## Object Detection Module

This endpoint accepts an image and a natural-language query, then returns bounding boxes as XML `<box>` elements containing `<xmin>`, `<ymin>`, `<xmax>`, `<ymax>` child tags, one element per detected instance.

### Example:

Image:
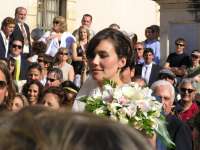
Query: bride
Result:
<box><xmin>72</xmin><ymin>28</ymin><xmax>133</xmax><ymax>111</ymax></box>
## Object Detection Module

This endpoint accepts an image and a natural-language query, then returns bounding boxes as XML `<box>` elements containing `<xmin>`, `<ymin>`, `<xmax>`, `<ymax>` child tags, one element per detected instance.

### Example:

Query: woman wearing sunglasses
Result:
<box><xmin>177</xmin><ymin>78</ymin><xmax>199</xmax><ymax>122</ymax></box>
<box><xmin>41</xmin><ymin>16</ymin><xmax>76</xmax><ymax>57</ymax></box>
<box><xmin>54</xmin><ymin>47</ymin><xmax>74</xmax><ymax>82</ymax></box>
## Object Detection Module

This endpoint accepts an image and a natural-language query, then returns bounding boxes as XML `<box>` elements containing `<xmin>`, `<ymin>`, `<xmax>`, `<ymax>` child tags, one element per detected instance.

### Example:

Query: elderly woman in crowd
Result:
<box><xmin>177</xmin><ymin>78</ymin><xmax>199</xmax><ymax>122</ymax></box>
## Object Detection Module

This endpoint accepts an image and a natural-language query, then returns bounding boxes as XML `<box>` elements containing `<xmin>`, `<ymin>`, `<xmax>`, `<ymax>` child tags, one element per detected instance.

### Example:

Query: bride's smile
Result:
<box><xmin>89</xmin><ymin>39</ymin><xmax>126</xmax><ymax>84</ymax></box>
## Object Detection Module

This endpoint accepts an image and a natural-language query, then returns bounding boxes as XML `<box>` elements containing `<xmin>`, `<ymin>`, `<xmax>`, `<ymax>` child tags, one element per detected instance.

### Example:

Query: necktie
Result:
<box><xmin>144</xmin><ymin>66</ymin><xmax>149</xmax><ymax>83</ymax></box>
<box><xmin>15</xmin><ymin>58</ymin><xmax>20</xmax><ymax>81</ymax></box>
<box><xmin>20</xmin><ymin>24</ymin><xmax>28</xmax><ymax>45</ymax></box>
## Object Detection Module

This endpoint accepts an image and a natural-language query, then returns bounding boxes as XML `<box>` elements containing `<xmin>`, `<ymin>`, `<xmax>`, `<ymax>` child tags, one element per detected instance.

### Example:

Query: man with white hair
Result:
<box><xmin>151</xmin><ymin>80</ymin><xmax>192</xmax><ymax>150</ymax></box>
<box><xmin>10</xmin><ymin>7</ymin><xmax>31</xmax><ymax>57</ymax></box>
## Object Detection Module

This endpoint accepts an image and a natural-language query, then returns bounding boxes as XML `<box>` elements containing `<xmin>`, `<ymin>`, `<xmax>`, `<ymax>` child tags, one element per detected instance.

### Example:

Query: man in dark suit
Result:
<box><xmin>135</xmin><ymin>48</ymin><xmax>161</xmax><ymax>86</ymax></box>
<box><xmin>9</xmin><ymin>39</ymin><xmax>29</xmax><ymax>80</ymax></box>
<box><xmin>0</xmin><ymin>17</ymin><xmax>15</xmax><ymax>58</ymax></box>
<box><xmin>10</xmin><ymin>7</ymin><xmax>31</xmax><ymax>57</ymax></box>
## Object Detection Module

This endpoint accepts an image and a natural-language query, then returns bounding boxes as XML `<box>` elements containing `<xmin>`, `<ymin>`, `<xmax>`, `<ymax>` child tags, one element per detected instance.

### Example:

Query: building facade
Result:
<box><xmin>155</xmin><ymin>0</ymin><xmax>200</xmax><ymax>64</ymax></box>
<box><xmin>0</xmin><ymin>0</ymin><xmax>159</xmax><ymax>41</ymax></box>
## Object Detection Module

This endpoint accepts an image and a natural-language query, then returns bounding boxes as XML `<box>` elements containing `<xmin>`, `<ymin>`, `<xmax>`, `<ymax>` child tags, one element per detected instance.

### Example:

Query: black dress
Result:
<box><xmin>72</xmin><ymin>46</ymin><xmax>84</xmax><ymax>75</ymax></box>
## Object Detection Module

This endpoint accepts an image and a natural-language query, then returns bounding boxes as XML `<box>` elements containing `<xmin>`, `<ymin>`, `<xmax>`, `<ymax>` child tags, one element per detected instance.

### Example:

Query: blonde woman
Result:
<box><xmin>54</xmin><ymin>48</ymin><xmax>75</xmax><ymax>81</ymax></box>
<box><xmin>42</xmin><ymin>16</ymin><xmax>77</xmax><ymax>57</ymax></box>
<box><xmin>72</xmin><ymin>26</ymin><xmax>89</xmax><ymax>87</ymax></box>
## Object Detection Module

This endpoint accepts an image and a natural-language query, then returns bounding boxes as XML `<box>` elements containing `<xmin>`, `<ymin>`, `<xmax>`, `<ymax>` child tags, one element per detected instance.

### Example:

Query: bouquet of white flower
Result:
<box><xmin>80</xmin><ymin>81</ymin><xmax>175</xmax><ymax>148</ymax></box>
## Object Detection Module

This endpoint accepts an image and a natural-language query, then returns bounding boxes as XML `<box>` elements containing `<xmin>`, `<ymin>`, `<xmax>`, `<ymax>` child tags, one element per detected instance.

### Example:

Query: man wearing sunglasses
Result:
<box><xmin>45</xmin><ymin>68</ymin><xmax>63</xmax><ymax>88</ymax></box>
<box><xmin>9</xmin><ymin>39</ymin><xmax>29</xmax><ymax>81</ymax></box>
<box><xmin>151</xmin><ymin>80</ymin><xmax>192</xmax><ymax>150</ymax></box>
<box><xmin>164</xmin><ymin>38</ymin><xmax>190</xmax><ymax>78</ymax></box>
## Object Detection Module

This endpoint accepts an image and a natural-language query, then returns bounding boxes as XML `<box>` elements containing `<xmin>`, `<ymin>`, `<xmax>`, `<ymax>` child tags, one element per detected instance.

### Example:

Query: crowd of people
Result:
<box><xmin>0</xmin><ymin>6</ymin><xmax>200</xmax><ymax>150</ymax></box>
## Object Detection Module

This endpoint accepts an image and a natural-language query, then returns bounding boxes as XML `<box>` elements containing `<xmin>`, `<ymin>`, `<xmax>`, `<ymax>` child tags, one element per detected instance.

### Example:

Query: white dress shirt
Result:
<box><xmin>141</xmin><ymin>62</ymin><xmax>153</xmax><ymax>84</ymax></box>
<box><xmin>0</xmin><ymin>30</ymin><xmax>9</xmax><ymax>58</ymax></box>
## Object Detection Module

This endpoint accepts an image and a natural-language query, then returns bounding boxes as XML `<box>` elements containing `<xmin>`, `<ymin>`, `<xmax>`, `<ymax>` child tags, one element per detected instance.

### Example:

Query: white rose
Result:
<box><xmin>94</xmin><ymin>107</ymin><xmax>105</xmax><ymax>115</ymax></box>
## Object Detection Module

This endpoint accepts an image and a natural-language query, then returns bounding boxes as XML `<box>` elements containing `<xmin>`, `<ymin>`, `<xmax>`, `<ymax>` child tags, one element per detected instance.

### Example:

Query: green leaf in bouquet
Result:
<box><xmin>103</xmin><ymin>79</ymin><xmax>117</xmax><ymax>88</ymax></box>
<box><xmin>82</xmin><ymin>97</ymin><xmax>105</xmax><ymax>112</ymax></box>
<box><xmin>147</xmin><ymin>110</ymin><xmax>156</xmax><ymax>116</ymax></box>
<box><xmin>155</xmin><ymin>116</ymin><xmax>175</xmax><ymax>149</ymax></box>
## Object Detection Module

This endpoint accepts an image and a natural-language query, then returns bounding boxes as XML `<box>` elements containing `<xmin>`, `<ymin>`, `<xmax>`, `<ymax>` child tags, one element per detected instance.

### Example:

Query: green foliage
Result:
<box><xmin>103</xmin><ymin>79</ymin><xmax>117</xmax><ymax>88</ymax></box>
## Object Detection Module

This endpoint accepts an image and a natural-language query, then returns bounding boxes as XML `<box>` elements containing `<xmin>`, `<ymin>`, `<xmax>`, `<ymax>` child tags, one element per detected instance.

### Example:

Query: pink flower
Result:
<box><xmin>118</xmin><ymin>96</ymin><xmax>128</xmax><ymax>105</ymax></box>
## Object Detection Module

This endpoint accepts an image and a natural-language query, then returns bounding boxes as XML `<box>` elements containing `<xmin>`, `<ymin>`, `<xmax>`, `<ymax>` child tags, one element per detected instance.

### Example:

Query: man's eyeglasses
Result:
<box><xmin>153</xmin><ymin>95</ymin><xmax>171</xmax><ymax>102</ymax></box>
<box><xmin>176</xmin><ymin>43</ymin><xmax>184</xmax><ymax>47</ymax></box>
<box><xmin>58</xmin><ymin>52</ymin><xmax>68</xmax><ymax>55</ymax></box>
<box><xmin>180</xmin><ymin>88</ymin><xmax>195</xmax><ymax>94</ymax></box>
<box><xmin>191</xmin><ymin>54</ymin><xmax>200</xmax><ymax>59</ymax></box>
<box><xmin>12</xmin><ymin>44</ymin><xmax>22</xmax><ymax>49</ymax></box>
<box><xmin>53</xmin><ymin>21</ymin><xmax>59</xmax><ymax>24</ymax></box>
<box><xmin>47</xmin><ymin>78</ymin><xmax>57</xmax><ymax>82</ymax></box>
<box><xmin>0</xmin><ymin>81</ymin><xmax>7</xmax><ymax>89</ymax></box>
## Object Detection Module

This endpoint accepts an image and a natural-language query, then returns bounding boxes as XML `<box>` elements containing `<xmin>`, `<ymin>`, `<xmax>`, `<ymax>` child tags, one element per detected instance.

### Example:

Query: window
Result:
<box><xmin>37</xmin><ymin>0</ymin><xmax>66</xmax><ymax>31</ymax></box>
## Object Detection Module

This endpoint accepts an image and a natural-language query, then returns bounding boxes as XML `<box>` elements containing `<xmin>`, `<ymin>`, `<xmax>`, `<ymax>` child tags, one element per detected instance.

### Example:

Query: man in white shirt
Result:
<box><xmin>0</xmin><ymin>17</ymin><xmax>15</xmax><ymax>58</ymax></box>
<box><xmin>135</xmin><ymin>48</ymin><xmax>161</xmax><ymax>86</ymax></box>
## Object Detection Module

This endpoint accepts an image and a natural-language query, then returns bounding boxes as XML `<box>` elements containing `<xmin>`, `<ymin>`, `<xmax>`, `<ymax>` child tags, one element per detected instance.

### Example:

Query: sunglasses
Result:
<box><xmin>53</xmin><ymin>21</ymin><xmax>59</xmax><ymax>24</ymax></box>
<box><xmin>0</xmin><ymin>81</ymin><xmax>7</xmax><ymax>89</ymax></box>
<box><xmin>47</xmin><ymin>78</ymin><xmax>57</xmax><ymax>82</ymax></box>
<box><xmin>191</xmin><ymin>54</ymin><xmax>199</xmax><ymax>59</ymax></box>
<box><xmin>135</xmin><ymin>48</ymin><xmax>143</xmax><ymax>51</ymax></box>
<box><xmin>38</xmin><ymin>59</ymin><xmax>44</xmax><ymax>63</ymax></box>
<box><xmin>176</xmin><ymin>43</ymin><xmax>184</xmax><ymax>47</ymax></box>
<box><xmin>180</xmin><ymin>88</ymin><xmax>195</xmax><ymax>94</ymax></box>
<box><xmin>12</xmin><ymin>44</ymin><xmax>22</xmax><ymax>49</ymax></box>
<box><xmin>58</xmin><ymin>52</ymin><xmax>68</xmax><ymax>55</ymax></box>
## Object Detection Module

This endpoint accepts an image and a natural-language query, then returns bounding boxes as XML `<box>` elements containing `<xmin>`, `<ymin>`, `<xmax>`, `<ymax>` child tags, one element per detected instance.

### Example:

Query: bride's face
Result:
<box><xmin>89</xmin><ymin>39</ymin><xmax>126</xmax><ymax>83</ymax></box>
